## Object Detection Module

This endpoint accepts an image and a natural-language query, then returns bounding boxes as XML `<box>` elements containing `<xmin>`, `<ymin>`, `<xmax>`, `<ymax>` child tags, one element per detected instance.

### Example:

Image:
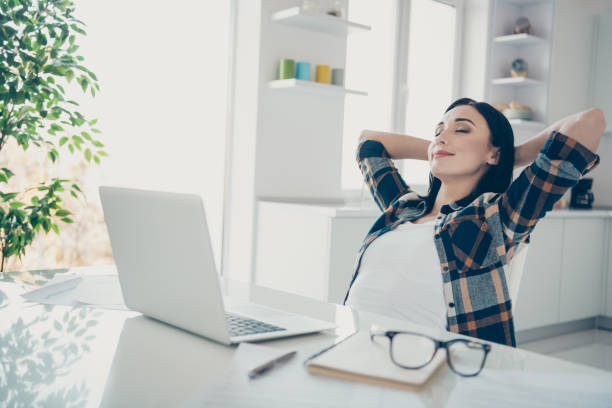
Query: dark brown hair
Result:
<box><xmin>425</xmin><ymin>97</ymin><xmax>515</xmax><ymax>208</ymax></box>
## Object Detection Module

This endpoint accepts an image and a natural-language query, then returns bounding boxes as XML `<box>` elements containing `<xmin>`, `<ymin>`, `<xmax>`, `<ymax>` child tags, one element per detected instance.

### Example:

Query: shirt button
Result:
<box><xmin>449</xmin><ymin>302</ymin><xmax>455</xmax><ymax>308</ymax></box>
<box><xmin>443</xmin><ymin>266</ymin><xmax>449</xmax><ymax>271</ymax></box>
<box><xmin>434</xmin><ymin>234</ymin><xmax>440</xmax><ymax>239</ymax></box>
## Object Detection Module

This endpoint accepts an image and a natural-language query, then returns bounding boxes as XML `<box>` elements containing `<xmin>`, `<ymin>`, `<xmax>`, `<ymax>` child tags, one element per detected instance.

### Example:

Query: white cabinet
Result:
<box><xmin>559</xmin><ymin>218</ymin><xmax>606</xmax><ymax>322</ymax></box>
<box><xmin>514</xmin><ymin>218</ymin><xmax>563</xmax><ymax>331</ymax></box>
<box><xmin>255</xmin><ymin>201</ymin><xmax>377</xmax><ymax>303</ymax></box>
<box><xmin>515</xmin><ymin>214</ymin><xmax>610</xmax><ymax>333</ymax></box>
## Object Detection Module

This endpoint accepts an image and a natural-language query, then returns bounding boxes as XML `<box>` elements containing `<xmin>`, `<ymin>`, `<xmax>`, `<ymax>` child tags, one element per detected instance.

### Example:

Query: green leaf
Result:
<box><xmin>68</xmin><ymin>144</ymin><xmax>75</xmax><ymax>154</ymax></box>
<box><xmin>94</xmin><ymin>155</ymin><xmax>100</xmax><ymax>164</ymax></box>
<box><xmin>51</xmin><ymin>224</ymin><xmax>59</xmax><ymax>235</ymax></box>
<box><xmin>61</xmin><ymin>217</ymin><xmax>74</xmax><ymax>223</ymax></box>
<box><xmin>55</xmin><ymin>209</ymin><xmax>71</xmax><ymax>217</ymax></box>
<box><xmin>9</xmin><ymin>202</ymin><xmax>25</xmax><ymax>209</ymax></box>
<box><xmin>84</xmin><ymin>148</ymin><xmax>92</xmax><ymax>162</ymax></box>
<box><xmin>59</xmin><ymin>136</ymin><xmax>69</xmax><ymax>146</ymax></box>
<box><xmin>48</xmin><ymin>150</ymin><xmax>57</xmax><ymax>163</ymax></box>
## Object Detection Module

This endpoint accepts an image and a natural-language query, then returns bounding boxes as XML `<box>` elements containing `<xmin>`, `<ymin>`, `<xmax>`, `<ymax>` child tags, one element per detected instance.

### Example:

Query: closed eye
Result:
<box><xmin>434</xmin><ymin>129</ymin><xmax>470</xmax><ymax>137</ymax></box>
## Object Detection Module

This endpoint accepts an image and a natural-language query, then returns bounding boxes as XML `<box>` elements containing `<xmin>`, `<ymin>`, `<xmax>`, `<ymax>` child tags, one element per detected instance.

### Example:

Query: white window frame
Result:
<box><xmin>343</xmin><ymin>0</ymin><xmax>465</xmax><ymax>203</ymax></box>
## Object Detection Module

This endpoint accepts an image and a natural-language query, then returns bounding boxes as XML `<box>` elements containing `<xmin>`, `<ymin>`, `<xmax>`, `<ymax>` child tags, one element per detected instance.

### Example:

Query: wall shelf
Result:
<box><xmin>508</xmin><ymin>119</ymin><xmax>546</xmax><ymax>129</ymax></box>
<box><xmin>268</xmin><ymin>79</ymin><xmax>367</xmax><ymax>96</ymax></box>
<box><xmin>492</xmin><ymin>77</ymin><xmax>543</xmax><ymax>86</ymax></box>
<box><xmin>271</xmin><ymin>6</ymin><xmax>371</xmax><ymax>37</ymax></box>
<box><xmin>494</xmin><ymin>33</ymin><xmax>546</xmax><ymax>46</ymax></box>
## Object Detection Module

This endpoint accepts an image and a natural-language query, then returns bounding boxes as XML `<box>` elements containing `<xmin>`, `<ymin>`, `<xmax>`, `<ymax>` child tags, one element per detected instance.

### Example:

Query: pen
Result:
<box><xmin>248</xmin><ymin>350</ymin><xmax>297</xmax><ymax>379</ymax></box>
<box><xmin>302</xmin><ymin>331</ymin><xmax>358</xmax><ymax>366</ymax></box>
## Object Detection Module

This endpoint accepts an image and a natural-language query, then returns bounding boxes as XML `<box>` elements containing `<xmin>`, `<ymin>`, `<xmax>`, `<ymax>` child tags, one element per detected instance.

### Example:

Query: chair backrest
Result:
<box><xmin>506</xmin><ymin>243</ymin><xmax>529</xmax><ymax>308</ymax></box>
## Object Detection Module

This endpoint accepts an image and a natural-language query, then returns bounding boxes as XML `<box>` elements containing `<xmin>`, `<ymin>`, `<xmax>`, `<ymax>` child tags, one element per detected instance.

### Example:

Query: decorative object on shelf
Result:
<box><xmin>278</xmin><ymin>58</ymin><xmax>295</xmax><ymax>80</ymax></box>
<box><xmin>331</xmin><ymin>68</ymin><xmax>344</xmax><ymax>86</ymax></box>
<box><xmin>510</xmin><ymin>58</ymin><xmax>528</xmax><ymax>78</ymax></box>
<box><xmin>296</xmin><ymin>62</ymin><xmax>311</xmax><ymax>80</ymax></box>
<box><xmin>514</xmin><ymin>16</ymin><xmax>531</xmax><ymax>34</ymax></box>
<box><xmin>501</xmin><ymin>101</ymin><xmax>533</xmax><ymax>121</ymax></box>
<box><xmin>315</xmin><ymin>64</ymin><xmax>331</xmax><ymax>83</ymax></box>
<box><xmin>326</xmin><ymin>0</ymin><xmax>346</xmax><ymax>18</ymax></box>
<box><xmin>301</xmin><ymin>0</ymin><xmax>322</xmax><ymax>13</ymax></box>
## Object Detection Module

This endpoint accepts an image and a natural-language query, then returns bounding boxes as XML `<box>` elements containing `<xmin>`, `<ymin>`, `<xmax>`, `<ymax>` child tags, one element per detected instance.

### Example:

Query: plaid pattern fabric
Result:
<box><xmin>344</xmin><ymin>130</ymin><xmax>600</xmax><ymax>346</ymax></box>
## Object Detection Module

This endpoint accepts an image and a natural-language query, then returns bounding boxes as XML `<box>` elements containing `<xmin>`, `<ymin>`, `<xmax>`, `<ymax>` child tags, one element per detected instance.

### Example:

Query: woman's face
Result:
<box><xmin>427</xmin><ymin>105</ymin><xmax>499</xmax><ymax>181</ymax></box>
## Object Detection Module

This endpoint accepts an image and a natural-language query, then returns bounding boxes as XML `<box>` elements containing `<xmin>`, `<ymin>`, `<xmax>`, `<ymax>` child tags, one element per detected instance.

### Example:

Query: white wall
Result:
<box><xmin>459</xmin><ymin>0</ymin><xmax>492</xmax><ymax>101</ymax></box>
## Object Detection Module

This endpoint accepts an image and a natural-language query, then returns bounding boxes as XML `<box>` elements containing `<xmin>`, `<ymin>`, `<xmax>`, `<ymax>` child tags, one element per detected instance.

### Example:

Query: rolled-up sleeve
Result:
<box><xmin>497</xmin><ymin>130</ymin><xmax>600</xmax><ymax>242</ymax></box>
<box><xmin>356</xmin><ymin>139</ymin><xmax>412</xmax><ymax>212</ymax></box>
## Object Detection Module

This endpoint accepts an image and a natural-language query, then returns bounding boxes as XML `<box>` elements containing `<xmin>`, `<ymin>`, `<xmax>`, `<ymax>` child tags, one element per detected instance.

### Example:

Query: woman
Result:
<box><xmin>344</xmin><ymin>97</ymin><xmax>605</xmax><ymax>346</ymax></box>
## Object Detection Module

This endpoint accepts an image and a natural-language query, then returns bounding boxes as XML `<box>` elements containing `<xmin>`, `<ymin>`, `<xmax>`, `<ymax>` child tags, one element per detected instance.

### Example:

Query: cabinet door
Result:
<box><xmin>255</xmin><ymin>203</ymin><xmax>331</xmax><ymax>301</ymax></box>
<box><xmin>559</xmin><ymin>218</ymin><xmax>606</xmax><ymax>322</ymax></box>
<box><xmin>606</xmin><ymin>221</ymin><xmax>612</xmax><ymax>317</ymax></box>
<box><xmin>515</xmin><ymin>218</ymin><xmax>563</xmax><ymax>331</ymax></box>
<box><xmin>328</xmin><ymin>216</ymin><xmax>377</xmax><ymax>304</ymax></box>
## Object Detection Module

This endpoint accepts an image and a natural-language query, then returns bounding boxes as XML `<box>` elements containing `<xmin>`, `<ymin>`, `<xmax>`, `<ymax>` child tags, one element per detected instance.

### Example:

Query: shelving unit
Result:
<box><xmin>494</xmin><ymin>33</ymin><xmax>546</xmax><ymax>46</ymax></box>
<box><xmin>486</xmin><ymin>0</ymin><xmax>555</xmax><ymax>137</ymax></box>
<box><xmin>268</xmin><ymin>78</ymin><xmax>367</xmax><ymax>96</ymax></box>
<box><xmin>508</xmin><ymin>119</ymin><xmax>545</xmax><ymax>129</ymax></box>
<box><xmin>492</xmin><ymin>77</ymin><xmax>543</xmax><ymax>87</ymax></box>
<box><xmin>271</xmin><ymin>6</ymin><xmax>371</xmax><ymax>37</ymax></box>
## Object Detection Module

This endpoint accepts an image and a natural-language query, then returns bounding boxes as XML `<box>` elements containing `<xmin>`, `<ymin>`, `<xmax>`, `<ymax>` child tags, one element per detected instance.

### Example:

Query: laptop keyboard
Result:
<box><xmin>226</xmin><ymin>313</ymin><xmax>286</xmax><ymax>337</ymax></box>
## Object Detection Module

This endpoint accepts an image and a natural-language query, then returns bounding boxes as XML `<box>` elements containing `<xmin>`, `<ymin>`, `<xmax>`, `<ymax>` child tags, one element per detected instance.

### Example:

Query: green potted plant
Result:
<box><xmin>0</xmin><ymin>0</ymin><xmax>105</xmax><ymax>273</ymax></box>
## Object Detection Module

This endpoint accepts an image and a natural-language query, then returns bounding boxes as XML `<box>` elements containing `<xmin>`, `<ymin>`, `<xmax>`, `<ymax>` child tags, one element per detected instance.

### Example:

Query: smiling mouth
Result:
<box><xmin>433</xmin><ymin>153</ymin><xmax>454</xmax><ymax>159</ymax></box>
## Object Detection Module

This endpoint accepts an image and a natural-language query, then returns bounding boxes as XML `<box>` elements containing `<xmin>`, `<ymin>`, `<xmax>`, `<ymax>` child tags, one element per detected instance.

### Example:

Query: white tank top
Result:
<box><xmin>345</xmin><ymin>219</ymin><xmax>448</xmax><ymax>331</ymax></box>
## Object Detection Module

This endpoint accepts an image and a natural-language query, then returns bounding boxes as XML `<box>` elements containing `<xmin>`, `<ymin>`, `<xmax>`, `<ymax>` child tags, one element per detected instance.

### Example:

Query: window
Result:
<box><xmin>5</xmin><ymin>1</ymin><xmax>231</xmax><ymax>272</ymax></box>
<box><xmin>342</xmin><ymin>0</ymin><xmax>462</xmax><ymax>196</ymax></box>
<box><xmin>401</xmin><ymin>0</ymin><xmax>461</xmax><ymax>186</ymax></box>
<box><xmin>342</xmin><ymin>0</ymin><xmax>398</xmax><ymax>192</ymax></box>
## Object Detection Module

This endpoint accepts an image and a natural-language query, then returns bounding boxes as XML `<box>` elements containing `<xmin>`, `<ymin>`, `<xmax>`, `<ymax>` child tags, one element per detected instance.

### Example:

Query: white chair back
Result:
<box><xmin>506</xmin><ymin>243</ymin><xmax>529</xmax><ymax>308</ymax></box>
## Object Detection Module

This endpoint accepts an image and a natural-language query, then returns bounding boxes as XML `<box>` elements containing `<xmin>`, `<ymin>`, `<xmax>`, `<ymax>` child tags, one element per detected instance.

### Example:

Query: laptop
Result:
<box><xmin>99</xmin><ymin>186</ymin><xmax>336</xmax><ymax>345</ymax></box>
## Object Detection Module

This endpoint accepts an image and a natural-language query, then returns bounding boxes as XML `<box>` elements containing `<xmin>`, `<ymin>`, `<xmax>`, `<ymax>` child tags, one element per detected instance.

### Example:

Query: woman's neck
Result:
<box><xmin>431</xmin><ymin>177</ymin><xmax>479</xmax><ymax>215</ymax></box>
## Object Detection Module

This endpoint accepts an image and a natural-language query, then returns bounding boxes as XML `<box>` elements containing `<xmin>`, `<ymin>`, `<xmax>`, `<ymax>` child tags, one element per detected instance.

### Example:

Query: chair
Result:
<box><xmin>506</xmin><ymin>242</ymin><xmax>529</xmax><ymax>308</ymax></box>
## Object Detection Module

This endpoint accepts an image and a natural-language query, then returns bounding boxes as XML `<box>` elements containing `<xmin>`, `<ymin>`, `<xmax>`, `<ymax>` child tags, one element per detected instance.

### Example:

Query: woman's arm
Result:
<box><xmin>359</xmin><ymin>130</ymin><xmax>430</xmax><ymax>161</ymax></box>
<box><xmin>498</xmin><ymin>109</ymin><xmax>604</xmax><ymax>244</ymax></box>
<box><xmin>514</xmin><ymin>108</ymin><xmax>607</xmax><ymax>168</ymax></box>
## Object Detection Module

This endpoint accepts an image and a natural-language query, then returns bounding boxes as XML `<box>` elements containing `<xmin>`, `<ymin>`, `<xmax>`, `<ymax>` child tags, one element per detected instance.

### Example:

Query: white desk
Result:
<box><xmin>1</xmin><ymin>269</ymin><xmax>611</xmax><ymax>407</ymax></box>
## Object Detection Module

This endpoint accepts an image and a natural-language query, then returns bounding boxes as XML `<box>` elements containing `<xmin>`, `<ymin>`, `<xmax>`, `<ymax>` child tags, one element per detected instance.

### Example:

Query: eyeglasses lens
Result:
<box><xmin>391</xmin><ymin>333</ymin><xmax>436</xmax><ymax>367</ymax></box>
<box><xmin>448</xmin><ymin>341</ymin><xmax>486</xmax><ymax>375</ymax></box>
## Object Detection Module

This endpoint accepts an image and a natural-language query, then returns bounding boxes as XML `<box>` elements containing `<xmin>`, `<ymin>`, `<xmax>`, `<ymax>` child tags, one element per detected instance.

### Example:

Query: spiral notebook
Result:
<box><xmin>305</xmin><ymin>331</ymin><xmax>446</xmax><ymax>390</ymax></box>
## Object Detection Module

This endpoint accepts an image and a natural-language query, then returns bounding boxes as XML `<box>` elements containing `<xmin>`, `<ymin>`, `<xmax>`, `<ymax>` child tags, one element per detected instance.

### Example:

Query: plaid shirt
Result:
<box><xmin>344</xmin><ymin>130</ymin><xmax>600</xmax><ymax>346</ymax></box>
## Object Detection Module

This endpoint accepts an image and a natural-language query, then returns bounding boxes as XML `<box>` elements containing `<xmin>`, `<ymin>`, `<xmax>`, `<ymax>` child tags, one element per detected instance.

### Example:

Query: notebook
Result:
<box><xmin>305</xmin><ymin>331</ymin><xmax>446</xmax><ymax>390</ymax></box>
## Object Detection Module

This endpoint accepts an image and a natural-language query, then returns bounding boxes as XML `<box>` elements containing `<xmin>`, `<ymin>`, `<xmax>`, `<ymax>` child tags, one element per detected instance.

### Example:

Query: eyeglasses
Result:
<box><xmin>369</xmin><ymin>328</ymin><xmax>491</xmax><ymax>377</ymax></box>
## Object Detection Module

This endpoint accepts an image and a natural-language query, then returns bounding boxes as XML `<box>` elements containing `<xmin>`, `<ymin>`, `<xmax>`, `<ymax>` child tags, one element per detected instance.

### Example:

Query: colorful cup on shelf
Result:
<box><xmin>331</xmin><ymin>68</ymin><xmax>344</xmax><ymax>86</ymax></box>
<box><xmin>296</xmin><ymin>62</ymin><xmax>311</xmax><ymax>81</ymax></box>
<box><xmin>315</xmin><ymin>64</ymin><xmax>331</xmax><ymax>84</ymax></box>
<box><xmin>278</xmin><ymin>58</ymin><xmax>295</xmax><ymax>80</ymax></box>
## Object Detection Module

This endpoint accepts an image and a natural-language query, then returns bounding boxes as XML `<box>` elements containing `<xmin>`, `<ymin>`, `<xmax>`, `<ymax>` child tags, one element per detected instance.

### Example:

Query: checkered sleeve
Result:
<box><xmin>498</xmin><ymin>130</ymin><xmax>600</xmax><ymax>242</ymax></box>
<box><xmin>356</xmin><ymin>139</ymin><xmax>411</xmax><ymax>212</ymax></box>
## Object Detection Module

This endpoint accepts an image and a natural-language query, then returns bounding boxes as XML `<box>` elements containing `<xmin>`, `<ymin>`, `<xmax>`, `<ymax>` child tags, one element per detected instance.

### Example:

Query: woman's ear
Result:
<box><xmin>487</xmin><ymin>148</ymin><xmax>500</xmax><ymax>165</ymax></box>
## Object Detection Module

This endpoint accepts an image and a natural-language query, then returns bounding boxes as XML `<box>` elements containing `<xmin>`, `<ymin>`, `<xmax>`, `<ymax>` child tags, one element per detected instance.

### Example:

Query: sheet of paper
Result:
<box><xmin>21</xmin><ymin>274</ymin><xmax>83</xmax><ymax>305</ymax></box>
<box><xmin>447</xmin><ymin>369</ymin><xmax>612</xmax><ymax>408</ymax></box>
<box><xmin>21</xmin><ymin>273</ymin><xmax>128</xmax><ymax>311</ymax></box>
<box><xmin>71</xmin><ymin>274</ymin><xmax>127</xmax><ymax>309</ymax></box>
<box><xmin>180</xmin><ymin>342</ymin><xmax>424</xmax><ymax>408</ymax></box>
